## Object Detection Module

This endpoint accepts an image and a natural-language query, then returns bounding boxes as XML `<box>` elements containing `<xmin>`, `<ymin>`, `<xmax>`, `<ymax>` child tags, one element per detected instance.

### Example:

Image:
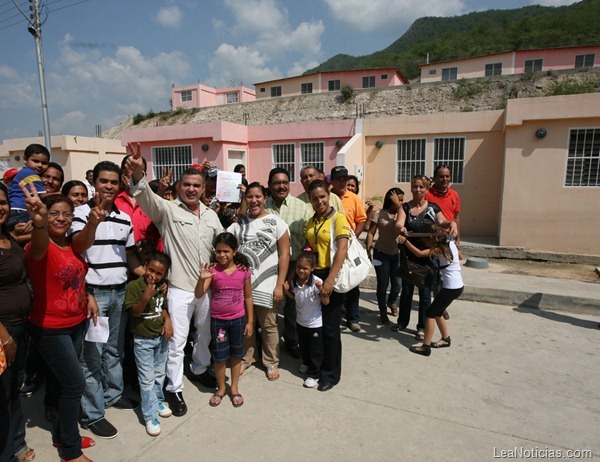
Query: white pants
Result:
<box><xmin>165</xmin><ymin>285</ymin><xmax>211</xmax><ymax>393</ymax></box>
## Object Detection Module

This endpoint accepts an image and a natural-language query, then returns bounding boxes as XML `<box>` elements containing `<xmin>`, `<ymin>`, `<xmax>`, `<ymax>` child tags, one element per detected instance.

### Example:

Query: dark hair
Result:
<box><xmin>382</xmin><ymin>187</ymin><xmax>404</xmax><ymax>212</ymax></box>
<box><xmin>61</xmin><ymin>180</ymin><xmax>86</xmax><ymax>197</ymax></box>
<box><xmin>296</xmin><ymin>249</ymin><xmax>317</xmax><ymax>267</ymax></box>
<box><xmin>433</xmin><ymin>164</ymin><xmax>451</xmax><ymax>177</ymax></box>
<box><xmin>86</xmin><ymin>169</ymin><xmax>93</xmax><ymax>175</ymax></box>
<box><xmin>45</xmin><ymin>162</ymin><xmax>64</xmax><ymax>183</ymax></box>
<box><xmin>181</xmin><ymin>168</ymin><xmax>204</xmax><ymax>180</ymax></box>
<box><xmin>148</xmin><ymin>251</ymin><xmax>171</xmax><ymax>271</ymax></box>
<box><xmin>24</xmin><ymin>143</ymin><xmax>50</xmax><ymax>160</ymax></box>
<box><xmin>347</xmin><ymin>175</ymin><xmax>360</xmax><ymax>194</ymax></box>
<box><xmin>136</xmin><ymin>240</ymin><xmax>157</xmax><ymax>265</ymax></box>
<box><xmin>306</xmin><ymin>179</ymin><xmax>329</xmax><ymax>195</ymax></box>
<box><xmin>0</xmin><ymin>183</ymin><xmax>10</xmax><ymax>236</ymax></box>
<box><xmin>148</xmin><ymin>179</ymin><xmax>160</xmax><ymax>194</ymax></box>
<box><xmin>92</xmin><ymin>161</ymin><xmax>121</xmax><ymax>183</ymax></box>
<box><xmin>245</xmin><ymin>181</ymin><xmax>268</xmax><ymax>197</ymax></box>
<box><xmin>41</xmin><ymin>193</ymin><xmax>74</xmax><ymax>212</ymax></box>
<box><xmin>420</xmin><ymin>223</ymin><xmax>452</xmax><ymax>261</ymax></box>
<box><xmin>234</xmin><ymin>164</ymin><xmax>245</xmax><ymax>173</ymax></box>
<box><xmin>121</xmin><ymin>154</ymin><xmax>146</xmax><ymax>172</ymax></box>
<box><xmin>213</xmin><ymin>232</ymin><xmax>250</xmax><ymax>268</ymax></box>
<box><xmin>300</xmin><ymin>165</ymin><xmax>318</xmax><ymax>177</ymax></box>
<box><xmin>268</xmin><ymin>167</ymin><xmax>289</xmax><ymax>184</ymax></box>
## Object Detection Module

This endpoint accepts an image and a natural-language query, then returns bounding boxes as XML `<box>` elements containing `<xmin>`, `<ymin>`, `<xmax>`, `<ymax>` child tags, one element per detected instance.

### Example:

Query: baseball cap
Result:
<box><xmin>3</xmin><ymin>168</ymin><xmax>18</xmax><ymax>182</ymax></box>
<box><xmin>330</xmin><ymin>166</ymin><xmax>349</xmax><ymax>180</ymax></box>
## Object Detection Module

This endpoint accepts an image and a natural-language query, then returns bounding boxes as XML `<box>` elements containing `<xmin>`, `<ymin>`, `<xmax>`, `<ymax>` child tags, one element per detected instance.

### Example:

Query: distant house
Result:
<box><xmin>171</xmin><ymin>84</ymin><xmax>256</xmax><ymax>110</ymax></box>
<box><xmin>254</xmin><ymin>68</ymin><xmax>409</xmax><ymax>99</ymax></box>
<box><xmin>420</xmin><ymin>45</ymin><xmax>600</xmax><ymax>83</ymax></box>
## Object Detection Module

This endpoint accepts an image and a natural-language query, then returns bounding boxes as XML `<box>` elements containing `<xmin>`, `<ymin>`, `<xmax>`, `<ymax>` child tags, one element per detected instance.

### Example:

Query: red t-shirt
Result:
<box><xmin>425</xmin><ymin>187</ymin><xmax>460</xmax><ymax>222</ymax></box>
<box><xmin>114</xmin><ymin>191</ymin><xmax>163</xmax><ymax>251</ymax></box>
<box><xmin>26</xmin><ymin>241</ymin><xmax>88</xmax><ymax>329</ymax></box>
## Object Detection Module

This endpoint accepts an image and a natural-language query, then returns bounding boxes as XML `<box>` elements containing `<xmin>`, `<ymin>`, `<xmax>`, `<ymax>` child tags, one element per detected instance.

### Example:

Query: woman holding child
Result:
<box><xmin>304</xmin><ymin>179</ymin><xmax>349</xmax><ymax>392</ymax></box>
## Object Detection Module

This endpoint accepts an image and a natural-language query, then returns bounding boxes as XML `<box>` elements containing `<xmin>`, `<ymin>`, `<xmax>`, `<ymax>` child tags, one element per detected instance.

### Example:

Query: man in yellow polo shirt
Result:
<box><xmin>330</xmin><ymin>166</ymin><xmax>367</xmax><ymax>333</ymax></box>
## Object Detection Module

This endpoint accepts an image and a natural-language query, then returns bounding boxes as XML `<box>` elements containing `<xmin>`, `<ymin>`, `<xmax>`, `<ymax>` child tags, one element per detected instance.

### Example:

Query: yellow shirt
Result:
<box><xmin>305</xmin><ymin>211</ymin><xmax>350</xmax><ymax>270</ymax></box>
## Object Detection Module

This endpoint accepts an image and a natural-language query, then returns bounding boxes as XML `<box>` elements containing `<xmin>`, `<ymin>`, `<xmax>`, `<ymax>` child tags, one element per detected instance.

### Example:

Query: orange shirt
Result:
<box><xmin>337</xmin><ymin>190</ymin><xmax>366</xmax><ymax>231</ymax></box>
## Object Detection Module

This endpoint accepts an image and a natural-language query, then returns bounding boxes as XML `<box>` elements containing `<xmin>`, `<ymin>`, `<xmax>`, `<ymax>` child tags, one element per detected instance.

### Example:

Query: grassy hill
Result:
<box><xmin>305</xmin><ymin>0</ymin><xmax>600</xmax><ymax>80</ymax></box>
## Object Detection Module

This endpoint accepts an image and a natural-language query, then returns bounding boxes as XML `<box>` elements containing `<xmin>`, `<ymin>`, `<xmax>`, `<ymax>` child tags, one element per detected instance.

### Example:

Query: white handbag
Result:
<box><xmin>330</xmin><ymin>212</ymin><xmax>372</xmax><ymax>293</ymax></box>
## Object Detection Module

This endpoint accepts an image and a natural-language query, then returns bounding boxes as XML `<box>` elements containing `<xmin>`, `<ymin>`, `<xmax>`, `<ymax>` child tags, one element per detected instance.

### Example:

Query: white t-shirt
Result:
<box><xmin>436</xmin><ymin>241</ymin><xmax>463</xmax><ymax>290</ymax></box>
<box><xmin>292</xmin><ymin>275</ymin><xmax>323</xmax><ymax>329</ymax></box>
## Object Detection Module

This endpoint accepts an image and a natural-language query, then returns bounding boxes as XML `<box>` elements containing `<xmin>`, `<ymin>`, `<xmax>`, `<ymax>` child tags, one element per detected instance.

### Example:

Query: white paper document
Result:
<box><xmin>85</xmin><ymin>316</ymin><xmax>110</xmax><ymax>343</ymax></box>
<box><xmin>216</xmin><ymin>171</ymin><xmax>243</xmax><ymax>203</ymax></box>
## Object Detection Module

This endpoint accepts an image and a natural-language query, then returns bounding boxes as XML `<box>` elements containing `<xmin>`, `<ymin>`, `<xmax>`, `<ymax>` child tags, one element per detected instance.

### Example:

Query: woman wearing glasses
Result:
<box><xmin>392</xmin><ymin>175</ymin><xmax>457</xmax><ymax>340</ymax></box>
<box><xmin>23</xmin><ymin>186</ymin><xmax>97</xmax><ymax>462</ymax></box>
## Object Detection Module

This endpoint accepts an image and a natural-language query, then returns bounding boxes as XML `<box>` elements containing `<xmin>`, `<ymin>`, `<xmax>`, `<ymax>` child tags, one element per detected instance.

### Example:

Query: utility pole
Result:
<box><xmin>14</xmin><ymin>0</ymin><xmax>52</xmax><ymax>152</ymax></box>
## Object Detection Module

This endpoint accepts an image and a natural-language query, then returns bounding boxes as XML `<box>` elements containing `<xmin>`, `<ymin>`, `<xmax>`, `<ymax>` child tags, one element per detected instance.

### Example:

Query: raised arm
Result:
<box><xmin>20</xmin><ymin>183</ymin><xmax>49</xmax><ymax>261</ymax></box>
<box><xmin>194</xmin><ymin>263</ymin><xmax>214</xmax><ymax>298</ymax></box>
<box><xmin>71</xmin><ymin>196</ymin><xmax>108</xmax><ymax>254</ymax></box>
<box><xmin>435</xmin><ymin>211</ymin><xmax>458</xmax><ymax>238</ymax></box>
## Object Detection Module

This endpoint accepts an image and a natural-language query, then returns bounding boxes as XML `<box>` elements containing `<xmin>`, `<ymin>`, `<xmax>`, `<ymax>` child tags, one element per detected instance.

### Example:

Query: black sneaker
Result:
<box><xmin>20</xmin><ymin>374</ymin><xmax>42</xmax><ymax>398</ymax></box>
<box><xmin>108</xmin><ymin>396</ymin><xmax>140</xmax><ymax>411</ymax></box>
<box><xmin>188</xmin><ymin>370</ymin><xmax>218</xmax><ymax>388</ymax></box>
<box><xmin>83</xmin><ymin>417</ymin><xmax>118</xmax><ymax>439</ymax></box>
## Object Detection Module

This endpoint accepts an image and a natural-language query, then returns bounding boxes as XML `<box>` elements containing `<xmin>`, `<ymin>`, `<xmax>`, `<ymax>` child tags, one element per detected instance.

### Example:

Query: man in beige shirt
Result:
<box><xmin>297</xmin><ymin>165</ymin><xmax>344</xmax><ymax>213</ymax></box>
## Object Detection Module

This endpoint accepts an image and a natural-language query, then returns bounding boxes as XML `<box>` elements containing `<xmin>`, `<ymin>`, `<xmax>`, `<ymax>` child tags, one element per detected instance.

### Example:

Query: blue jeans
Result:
<box><xmin>344</xmin><ymin>286</ymin><xmax>361</xmax><ymax>324</ymax></box>
<box><xmin>31</xmin><ymin>322</ymin><xmax>86</xmax><ymax>460</ymax></box>
<box><xmin>80</xmin><ymin>286</ymin><xmax>126</xmax><ymax>424</ymax></box>
<box><xmin>0</xmin><ymin>323</ymin><xmax>27</xmax><ymax>462</ymax></box>
<box><xmin>397</xmin><ymin>273</ymin><xmax>433</xmax><ymax>331</ymax></box>
<box><xmin>133</xmin><ymin>335</ymin><xmax>168</xmax><ymax>422</ymax></box>
<box><xmin>373</xmin><ymin>250</ymin><xmax>401</xmax><ymax>317</ymax></box>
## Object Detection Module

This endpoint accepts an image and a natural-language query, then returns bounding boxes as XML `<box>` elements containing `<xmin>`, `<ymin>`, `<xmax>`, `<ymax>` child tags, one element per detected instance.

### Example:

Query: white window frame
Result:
<box><xmin>180</xmin><ymin>90</ymin><xmax>192</xmax><ymax>102</ymax></box>
<box><xmin>362</xmin><ymin>76</ymin><xmax>375</xmax><ymax>88</ymax></box>
<box><xmin>151</xmin><ymin>145</ymin><xmax>193</xmax><ymax>181</ymax></box>
<box><xmin>396</xmin><ymin>138</ymin><xmax>426</xmax><ymax>183</ymax></box>
<box><xmin>272</xmin><ymin>143</ymin><xmax>296</xmax><ymax>182</ymax></box>
<box><xmin>300</xmin><ymin>142</ymin><xmax>324</xmax><ymax>174</ymax></box>
<box><xmin>524</xmin><ymin>59</ymin><xmax>543</xmax><ymax>72</ymax></box>
<box><xmin>575</xmin><ymin>53</ymin><xmax>595</xmax><ymax>68</ymax></box>
<box><xmin>433</xmin><ymin>137</ymin><xmax>465</xmax><ymax>184</ymax></box>
<box><xmin>485</xmin><ymin>63</ymin><xmax>502</xmax><ymax>76</ymax></box>
<box><xmin>271</xmin><ymin>86</ymin><xmax>282</xmax><ymax>97</ymax></box>
<box><xmin>565</xmin><ymin>128</ymin><xmax>600</xmax><ymax>187</ymax></box>
<box><xmin>328</xmin><ymin>80</ymin><xmax>340</xmax><ymax>91</ymax></box>
<box><xmin>226</xmin><ymin>92</ymin><xmax>239</xmax><ymax>103</ymax></box>
<box><xmin>442</xmin><ymin>67</ymin><xmax>458</xmax><ymax>81</ymax></box>
<box><xmin>301</xmin><ymin>83</ymin><xmax>313</xmax><ymax>94</ymax></box>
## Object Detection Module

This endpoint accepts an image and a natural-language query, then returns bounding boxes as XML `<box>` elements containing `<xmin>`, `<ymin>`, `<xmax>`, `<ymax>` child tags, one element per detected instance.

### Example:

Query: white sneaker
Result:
<box><xmin>158</xmin><ymin>401</ymin><xmax>172</xmax><ymax>418</ymax></box>
<box><xmin>298</xmin><ymin>364</ymin><xmax>308</xmax><ymax>374</ymax></box>
<box><xmin>303</xmin><ymin>377</ymin><xmax>319</xmax><ymax>388</ymax></box>
<box><xmin>145</xmin><ymin>418</ymin><xmax>160</xmax><ymax>436</ymax></box>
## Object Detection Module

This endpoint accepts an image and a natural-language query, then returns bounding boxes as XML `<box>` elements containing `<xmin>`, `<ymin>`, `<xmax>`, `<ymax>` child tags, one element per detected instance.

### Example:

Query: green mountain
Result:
<box><xmin>305</xmin><ymin>0</ymin><xmax>600</xmax><ymax>80</ymax></box>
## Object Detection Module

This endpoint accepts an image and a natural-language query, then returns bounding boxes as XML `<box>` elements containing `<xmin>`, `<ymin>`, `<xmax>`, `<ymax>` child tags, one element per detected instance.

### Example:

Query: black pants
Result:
<box><xmin>297</xmin><ymin>324</ymin><xmax>324</xmax><ymax>380</ymax></box>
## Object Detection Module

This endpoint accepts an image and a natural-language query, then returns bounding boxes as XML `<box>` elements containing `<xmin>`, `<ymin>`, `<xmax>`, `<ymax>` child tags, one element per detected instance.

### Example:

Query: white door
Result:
<box><xmin>227</xmin><ymin>150</ymin><xmax>246</xmax><ymax>172</ymax></box>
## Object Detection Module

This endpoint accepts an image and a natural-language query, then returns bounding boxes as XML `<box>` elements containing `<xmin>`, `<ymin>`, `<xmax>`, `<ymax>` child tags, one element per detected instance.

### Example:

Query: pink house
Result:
<box><xmin>171</xmin><ymin>84</ymin><xmax>255</xmax><ymax>110</ymax></box>
<box><xmin>254</xmin><ymin>68</ymin><xmax>409</xmax><ymax>99</ymax></box>
<box><xmin>420</xmin><ymin>45</ymin><xmax>600</xmax><ymax>82</ymax></box>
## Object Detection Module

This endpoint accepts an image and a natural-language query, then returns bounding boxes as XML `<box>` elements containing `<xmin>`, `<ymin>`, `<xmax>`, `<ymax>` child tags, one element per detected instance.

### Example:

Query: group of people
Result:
<box><xmin>0</xmin><ymin>142</ymin><xmax>464</xmax><ymax>462</ymax></box>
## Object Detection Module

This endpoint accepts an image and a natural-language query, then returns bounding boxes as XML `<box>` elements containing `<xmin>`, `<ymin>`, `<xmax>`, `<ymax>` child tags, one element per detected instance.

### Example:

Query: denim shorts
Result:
<box><xmin>210</xmin><ymin>316</ymin><xmax>245</xmax><ymax>362</ymax></box>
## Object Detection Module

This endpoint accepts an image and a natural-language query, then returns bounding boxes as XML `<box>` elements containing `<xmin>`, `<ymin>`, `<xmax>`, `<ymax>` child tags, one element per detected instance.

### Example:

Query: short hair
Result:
<box><xmin>300</xmin><ymin>165</ymin><xmax>318</xmax><ymax>177</ymax></box>
<box><xmin>41</xmin><ymin>193</ymin><xmax>74</xmax><ymax>212</ymax></box>
<box><xmin>148</xmin><ymin>251</ymin><xmax>171</xmax><ymax>271</ymax></box>
<box><xmin>93</xmin><ymin>161</ymin><xmax>121</xmax><ymax>183</ymax></box>
<box><xmin>148</xmin><ymin>179</ymin><xmax>160</xmax><ymax>194</ymax></box>
<box><xmin>86</xmin><ymin>169</ymin><xmax>93</xmax><ymax>175</ymax></box>
<box><xmin>45</xmin><ymin>162</ymin><xmax>64</xmax><ymax>182</ymax></box>
<box><xmin>268</xmin><ymin>167</ymin><xmax>289</xmax><ymax>184</ymax></box>
<box><xmin>24</xmin><ymin>143</ymin><xmax>50</xmax><ymax>160</ymax></box>
<box><xmin>245</xmin><ymin>181</ymin><xmax>268</xmax><ymax>197</ymax></box>
<box><xmin>433</xmin><ymin>164</ymin><xmax>451</xmax><ymax>177</ymax></box>
<box><xmin>120</xmin><ymin>154</ymin><xmax>146</xmax><ymax>172</ymax></box>
<box><xmin>61</xmin><ymin>180</ymin><xmax>86</xmax><ymax>197</ymax></box>
<box><xmin>306</xmin><ymin>179</ymin><xmax>329</xmax><ymax>195</ymax></box>
<box><xmin>181</xmin><ymin>168</ymin><xmax>203</xmax><ymax>179</ymax></box>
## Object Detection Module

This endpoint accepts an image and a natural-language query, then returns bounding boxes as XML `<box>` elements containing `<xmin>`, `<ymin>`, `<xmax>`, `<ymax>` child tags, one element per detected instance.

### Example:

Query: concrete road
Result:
<box><xmin>21</xmin><ymin>290</ymin><xmax>599</xmax><ymax>461</ymax></box>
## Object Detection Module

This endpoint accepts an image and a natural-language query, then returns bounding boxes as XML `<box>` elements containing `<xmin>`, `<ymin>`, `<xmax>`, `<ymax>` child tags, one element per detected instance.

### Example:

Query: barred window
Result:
<box><xmin>226</xmin><ymin>92</ymin><xmax>239</xmax><ymax>103</ymax></box>
<box><xmin>433</xmin><ymin>137</ymin><xmax>465</xmax><ymax>184</ymax></box>
<box><xmin>575</xmin><ymin>54</ymin><xmax>595</xmax><ymax>68</ymax></box>
<box><xmin>328</xmin><ymin>80</ymin><xmax>340</xmax><ymax>91</ymax></box>
<box><xmin>524</xmin><ymin>59</ymin><xmax>543</xmax><ymax>72</ymax></box>
<box><xmin>180</xmin><ymin>90</ymin><xmax>192</xmax><ymax>102</ymax></box>
<box><xmin>151</xmin><ymin>145</ymin><xmax>193</xmax><ymax>181</ymax></box>
<box><xmin>442</xmin><ymin>67</ymin><xmax>457</xmax><ymax>81</ymax></box>
<box><xmin>485</xmin><ymin>63</ymin><xmax>502</xmax><ymax>76</ymax></box>
<box><xmin>301</xmin><ymin>83</ymin><xmax>313</xmax><ymax>94</ymax></box>
<box><xmin>272</xmin><ymin>144</ymin><xmax>296</xmax><ymax>182</ymax></box>
<box><xmin>300</xmin><ymin>142</ymin><xmax>324</xmax><ymax>173</ymax></box>
<box><xmin>565</xmin><ymin>128</ymin><xmax>600</xmax><ymax>187</ymax></box>
<box><xmin>397</xmin><ymin>139</ymin><xmax>426</xmax><ymax>183</ymax></box>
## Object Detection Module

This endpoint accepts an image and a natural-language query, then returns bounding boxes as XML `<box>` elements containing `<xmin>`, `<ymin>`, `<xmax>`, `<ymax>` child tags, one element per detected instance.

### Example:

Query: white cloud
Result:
<box><xmin>324</xmin><ymin>0</ymin><xmax>466</xmax><ymax>33</ymax></box>
<box><xmin>208</xmin><ymin>43</ymin><xmax>281</xmax><ymax>86</ymax></box>
<box><xmin>156</xmin><ymin>6</ymin><xmax>183</xmax><ymax>28</ymax></box>
<box><xmin>0</xmin><ymin>65</ymin><xmax>37</xmax><ymax>109</ymax></box>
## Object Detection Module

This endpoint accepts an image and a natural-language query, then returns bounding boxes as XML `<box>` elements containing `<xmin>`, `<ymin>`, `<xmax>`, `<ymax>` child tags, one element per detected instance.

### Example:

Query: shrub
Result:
<box><xmin>546</xmin><ymin>78</ymin><xmax>596</xmax><ymax>96</ymax></box>
<box><xmin>339</xmin><ymin>83</ymin><xmax>356</xmax><ymax>103</ymax></box>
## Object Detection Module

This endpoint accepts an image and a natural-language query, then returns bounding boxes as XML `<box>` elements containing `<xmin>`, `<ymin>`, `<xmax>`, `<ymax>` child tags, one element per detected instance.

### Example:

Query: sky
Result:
<box><xmin>0</xmin><ymin>0</ymin><xmax>581</xmax><ymax>143</ymax></box>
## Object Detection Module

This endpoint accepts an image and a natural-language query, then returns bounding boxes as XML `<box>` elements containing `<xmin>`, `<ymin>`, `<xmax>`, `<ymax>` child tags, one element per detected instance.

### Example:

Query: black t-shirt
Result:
<box><xmin>0</xmin><ymin>240</ymin><xmax>31</xmax><ymax>325</ymax></box>
<box><xmin>401</xmin><ymin>202</ymin><xmax>441</xmax><ymax>264</ymax></box>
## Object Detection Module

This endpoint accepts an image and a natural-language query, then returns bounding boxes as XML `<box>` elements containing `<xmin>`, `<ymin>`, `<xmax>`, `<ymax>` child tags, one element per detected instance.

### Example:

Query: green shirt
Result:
<box><xmin>124</xmin><ymin>276</ymin><xmax>167</xmax><ymax>337</ymax></box>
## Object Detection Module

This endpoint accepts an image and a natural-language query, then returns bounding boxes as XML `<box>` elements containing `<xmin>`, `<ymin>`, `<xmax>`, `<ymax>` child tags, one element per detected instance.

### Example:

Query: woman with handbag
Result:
<box><xmin>304</xmin><ymin>180</ymin><xmax>349</xmax><ymax>392</ymax></box>
<box><xmin>392</xmin><ymin>176</ymin><xmax>457</xmax><ymax>340</ymax></box>
<box><xmin>0</xmin><ymin>183</ymin><xmax>36</xmax><ymax>462</ymax></box>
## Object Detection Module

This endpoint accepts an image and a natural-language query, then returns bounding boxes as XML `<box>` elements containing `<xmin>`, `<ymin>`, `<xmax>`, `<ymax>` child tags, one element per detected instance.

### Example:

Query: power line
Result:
<box><xmin>0</xmin><ymin>0</ymin><xmax>92</xmax><ymax>32</ymax></box>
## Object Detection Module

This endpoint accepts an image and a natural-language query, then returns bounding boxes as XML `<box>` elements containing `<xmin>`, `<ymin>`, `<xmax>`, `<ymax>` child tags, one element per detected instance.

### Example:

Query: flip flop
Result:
<box><xmin>266</xmin><ymin>366</ymin><xmax>279</xmax><ymax>381</ymax></box>
<box><xmin>231</xmin><ymin>393</ymin><xmax>244</xmax><ymax>408</ymax></box>
<box><xmin>209</xmin><ymin>392</ymin><xmax>225</xmax><ymax>407</ymax></box>
<box><xmin>54</xmin><ymin>436</ymin><xmax>96</xmax><ymax>449</ymax></box>
<box><xmin>16</xmin><ymin>447</ymin><xmax>35</xmax><ymax>462</ymax></box>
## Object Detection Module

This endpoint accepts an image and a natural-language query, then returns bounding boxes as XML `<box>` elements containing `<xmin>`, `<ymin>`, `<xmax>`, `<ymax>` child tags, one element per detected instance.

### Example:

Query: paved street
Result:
<box><xmin>21</xmin><ymin>289</ymin><xmax>599</xmax><ymax>461</ymax></box>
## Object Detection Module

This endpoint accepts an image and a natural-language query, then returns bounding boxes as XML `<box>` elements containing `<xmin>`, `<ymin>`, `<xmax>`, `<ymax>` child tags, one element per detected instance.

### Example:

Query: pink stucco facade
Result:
<box><xmin>254</xmin><ymin>68</ymin><xmax>408</xmax><ymax>99</ymax></box>
<box><xmin>172</xmin><ymin>84</ymin><xmax>255</xmax><ymax>110</ymax></box>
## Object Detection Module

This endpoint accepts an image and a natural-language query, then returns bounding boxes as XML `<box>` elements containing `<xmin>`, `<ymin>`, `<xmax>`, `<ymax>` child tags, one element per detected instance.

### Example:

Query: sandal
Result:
<box><xmin>54</xmin><ymin>436</ymin><xmax>96</xmax><ymax>449</ymax></box>
<box><xmin>266</xmin><ymin>366</ymin><xmax>279</xmax><ymax>381</ymax></box>
<box><xmin>409</xmin><ymin>344</ymin><xmax>431</xmax><ymax>357</ymax></box>
<box><xmin>415</xmin><ymin>330</ymin><xmax>425</xmax><ymax>341</ymax></box>
<box><xmin>431</xmin><ymin>336</ymin><xmax>451</xmax><ymax>348</ymax></box>
<box><xmin>16</xmin><ymin>447</ymin><xmax>35</xmax><ymax>462</ymax></box>
<box><xmin>387</xmin><ymin>303</ymin><xmax>399</xmax><ymax>317</ymax></box>
<box><xmin>231</xmin><ymin>393</ymin><xmax>244</xmax><ymax>408</ymax></box>
<box><xmin>209</xmin><ymin>392</ymin><xmax>225</xmax><ymax>407</ymax></box>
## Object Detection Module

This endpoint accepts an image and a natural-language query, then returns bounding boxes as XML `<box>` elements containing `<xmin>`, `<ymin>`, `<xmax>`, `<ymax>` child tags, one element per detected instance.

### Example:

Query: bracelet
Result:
<box><xmin>2</xmin><ymin>336</ymin><xmax>13</xmax><ymax>346</ymax></box>
<box><xmin>32</xmin><ymin>223</ymin><xmax>47</xmax><ymax>230</ymax></box>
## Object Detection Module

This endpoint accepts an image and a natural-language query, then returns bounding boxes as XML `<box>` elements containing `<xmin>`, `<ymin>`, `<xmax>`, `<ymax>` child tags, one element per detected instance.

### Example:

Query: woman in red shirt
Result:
<box><xmin>23</xmin><ymin>185</ymin><xmax>96</xmax><ymax>462</ymax></box>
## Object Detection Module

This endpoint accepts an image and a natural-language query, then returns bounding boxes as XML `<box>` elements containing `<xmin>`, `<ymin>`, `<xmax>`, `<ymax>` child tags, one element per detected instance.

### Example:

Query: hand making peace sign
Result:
<box><xmin>20</xmin><ymin>182</ymin><xmax>47</xmax><ymax>229</ymax></box>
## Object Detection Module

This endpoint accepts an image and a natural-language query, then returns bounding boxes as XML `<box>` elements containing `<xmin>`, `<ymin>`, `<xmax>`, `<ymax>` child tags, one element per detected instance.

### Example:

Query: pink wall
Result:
<box><xmin>515</xmin><ymin>46</ymin><xmax>600</xmax><ymax>73</ymax></box>
<box><xmin>172</xmin><ymin>84</ymin><xmax>255</xmax><ymax>110</ymax></box>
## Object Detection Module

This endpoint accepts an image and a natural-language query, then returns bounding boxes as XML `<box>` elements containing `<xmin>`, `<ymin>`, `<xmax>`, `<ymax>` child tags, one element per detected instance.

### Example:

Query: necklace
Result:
<box><xmin>412</xmin><ymin>200</ymin><xmax>426</xmax><ymax>209</ymax></box>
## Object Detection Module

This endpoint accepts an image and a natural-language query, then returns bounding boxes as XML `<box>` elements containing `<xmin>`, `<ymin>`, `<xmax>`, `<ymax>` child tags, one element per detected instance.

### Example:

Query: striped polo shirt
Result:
<box><xmin>68</xmin><ymin>200</ymin><xmax>135</xmax><ymax>286</ymax></box>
